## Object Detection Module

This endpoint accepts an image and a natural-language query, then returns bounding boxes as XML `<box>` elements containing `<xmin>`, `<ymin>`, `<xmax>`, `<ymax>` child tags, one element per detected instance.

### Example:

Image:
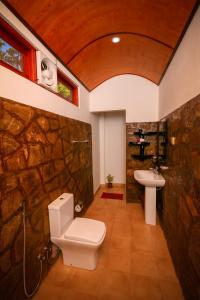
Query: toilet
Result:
<box><xmin>48</xmin><ymin>193</ymin><xmax>106</xmax><ymax>270</ymax></box>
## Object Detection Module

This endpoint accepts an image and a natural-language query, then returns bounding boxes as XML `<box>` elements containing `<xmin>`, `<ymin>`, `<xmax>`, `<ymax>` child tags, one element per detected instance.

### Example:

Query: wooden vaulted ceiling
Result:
<box><xmin>3</xmin><ymin>0</ymin><xmax>199</xmax><ymax>91</ymax></box>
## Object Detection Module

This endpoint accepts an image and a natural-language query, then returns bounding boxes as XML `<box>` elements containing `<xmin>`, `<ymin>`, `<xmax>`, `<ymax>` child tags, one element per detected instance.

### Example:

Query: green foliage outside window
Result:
<box><xmin>57</xmin><ymin>81</ymin><xmax>73</xmax><ymax>102</ymax></box>
<box><xmin>0</xmin><ymin>37</ymin><xmax>23</xmax><ymax>71</ymax></box>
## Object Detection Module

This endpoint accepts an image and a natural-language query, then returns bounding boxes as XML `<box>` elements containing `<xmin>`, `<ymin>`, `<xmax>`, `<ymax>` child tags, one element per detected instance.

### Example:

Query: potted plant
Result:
<box><xmin>106</xmin><ymin>174</ymin><xmax>114</xmax><ymax>188</ymax></box>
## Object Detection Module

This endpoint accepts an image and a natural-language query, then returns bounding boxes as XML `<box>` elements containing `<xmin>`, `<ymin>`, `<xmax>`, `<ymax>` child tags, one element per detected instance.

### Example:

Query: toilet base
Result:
<box><xmin>62</xmin><ymin>243</ymin><xmax>99</xmax><ymax>270</ymax></box>
<box><xmin>51</xmin><ymin>238</ymin><xmax>100</xmax><ymax>270</ymax></box>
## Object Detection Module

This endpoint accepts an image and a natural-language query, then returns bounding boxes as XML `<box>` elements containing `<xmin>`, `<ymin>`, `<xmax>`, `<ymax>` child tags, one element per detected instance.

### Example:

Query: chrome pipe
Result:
<box><xmin>71</xmin><ymin>140</ymin><xmax>79</xmax><ymax>144</ymax></box>
<box><xmin>71</xmin><ymin>140</ymin><xmax>89</xmax><ymax>144</ymax></box>
<box><xmin>79</xmin><ymin>140</ymin><xmax>89</xmax><ymax>143</ymax></box>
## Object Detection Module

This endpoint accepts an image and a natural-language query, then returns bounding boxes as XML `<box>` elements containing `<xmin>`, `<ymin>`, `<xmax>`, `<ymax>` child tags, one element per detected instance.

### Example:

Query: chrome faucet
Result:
<box><xmin>153</xmin><ymin>165</ymin><xmax>160</xmax><ymax>174</ymax></box>
<box><xmin>149</xmin><ymin>165</ymin><xmax>160</xmax><ymax>174</ymax></box>
<box><xmin>151</xmin><ymin>155</ymin><xmax>161</xmax><ymax>174</ymax></box>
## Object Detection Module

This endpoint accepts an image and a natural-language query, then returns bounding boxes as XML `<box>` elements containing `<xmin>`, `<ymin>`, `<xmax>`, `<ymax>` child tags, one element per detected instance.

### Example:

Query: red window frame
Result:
<box><xmin>57</xmin><ymin>70</ymin><xmax>78</xmax><ymax>106</ymax></box>
<box><xmin>0</xmin><ymin>16</ymin><xmax>36</xmax><ymax>81</ymax></box>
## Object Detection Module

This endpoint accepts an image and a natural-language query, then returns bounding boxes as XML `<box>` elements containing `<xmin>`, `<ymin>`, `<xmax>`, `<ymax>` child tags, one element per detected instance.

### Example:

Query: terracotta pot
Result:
<box><xmin>107</xmin><ymin>182</ymin><xmax>113</xmax><ymax>188</ymax></box>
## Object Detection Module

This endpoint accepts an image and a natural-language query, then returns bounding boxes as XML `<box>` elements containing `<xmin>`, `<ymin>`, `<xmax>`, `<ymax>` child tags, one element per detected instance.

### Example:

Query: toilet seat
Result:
<box><xmin>64</xmin><ymin>217</ymin><xmax>106</xmax><ymax>244</ymax></box>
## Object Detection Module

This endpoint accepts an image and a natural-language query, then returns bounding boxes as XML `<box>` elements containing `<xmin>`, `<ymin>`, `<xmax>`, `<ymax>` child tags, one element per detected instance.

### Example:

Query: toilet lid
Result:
<box><xmin>64</xmin><ymin>218</ymin><xmax>106</xmax><ymax>244</ymax></box>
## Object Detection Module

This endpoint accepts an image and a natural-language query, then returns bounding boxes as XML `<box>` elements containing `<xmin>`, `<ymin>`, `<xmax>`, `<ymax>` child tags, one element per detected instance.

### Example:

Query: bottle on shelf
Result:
<box><xmin>138</xmin><ymin>128</ymin><xmax>145</xmax><ymax>143</ymax></box>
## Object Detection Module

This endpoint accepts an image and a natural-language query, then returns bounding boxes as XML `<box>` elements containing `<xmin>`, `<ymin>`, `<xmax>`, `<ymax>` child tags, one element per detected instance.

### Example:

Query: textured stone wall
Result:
<box><xmin>126</xmin><ymin>122</ymin><xmax>159</xmax><ymax>203</ymax></box>
<box><xmin>0</xmin><ymin>97</ymin><xmax>93</xmax><ymax>299</ymax></box>
<box><xmin>162</xmin><ymin>94</ymin><xmax>200</xmax><ymax>300</ymax></box>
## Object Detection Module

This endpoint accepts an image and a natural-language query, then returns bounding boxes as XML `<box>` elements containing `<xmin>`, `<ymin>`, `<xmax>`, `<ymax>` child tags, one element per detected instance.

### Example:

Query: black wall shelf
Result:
<box><xmin>128</xmin><ymin>141</ymin><xmax>150</xmax><ymax>146</ymax></box>
<box><xmin>133</xmin><ymin>131</ymin><xmax>166</xmax><ymax>136</ymax></box>
<box><xmin>128</xmin><ymin>130</ymin><xmax>167</xmax><ymax>161</ymax></box>
<box><xmin>131</xmin><ymin>154</ymin><xmax>154</xmax><ymax>161</ymax></box>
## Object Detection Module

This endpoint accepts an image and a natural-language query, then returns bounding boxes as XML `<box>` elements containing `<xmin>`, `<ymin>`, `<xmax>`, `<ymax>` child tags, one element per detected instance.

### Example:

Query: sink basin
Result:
<box><xmin>134</xmin><ymin>170</ymin><xmax>165</xmax><ymax>225</ymax></box>
<box><xmin>134</xmin><ymin>170</ymin><xmax>165</xmax><ymax>187</ymax></box>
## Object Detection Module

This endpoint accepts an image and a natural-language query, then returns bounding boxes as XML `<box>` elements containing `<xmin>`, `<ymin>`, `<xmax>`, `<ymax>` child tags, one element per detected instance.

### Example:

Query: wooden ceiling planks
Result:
<box><xmin>3</xmin><ymin>0</ymin><xmax>199</xmax><ymax>90</ymax></box>
<box><xmin>68</xmin><ymin>34</ymin><xmax>172</xmax><ymax>90</ymax></box>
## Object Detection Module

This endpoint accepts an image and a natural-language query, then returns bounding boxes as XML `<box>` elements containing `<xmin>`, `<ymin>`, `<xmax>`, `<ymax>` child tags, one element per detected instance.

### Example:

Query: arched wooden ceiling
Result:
<box><xmin>3</xmin><ymin>0</ymin><xmax>199</xmax><ymax>91</ymax></box>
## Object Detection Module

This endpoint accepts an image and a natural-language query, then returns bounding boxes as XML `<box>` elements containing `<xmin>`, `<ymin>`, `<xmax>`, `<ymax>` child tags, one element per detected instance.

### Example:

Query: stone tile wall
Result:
<box><xmin>0</xmin><ymin>97</ymin><xmax>93</xmax><ymax>299</ymax></box>
<box><xmin>126</xmin><ymin>122</ymin><xmax>159</xmax><ymax>203</ymax></box>
<box><xmin>161</xmin><ymin>94</ymin><xmax>200</xmax><ymax>300</ymax></box>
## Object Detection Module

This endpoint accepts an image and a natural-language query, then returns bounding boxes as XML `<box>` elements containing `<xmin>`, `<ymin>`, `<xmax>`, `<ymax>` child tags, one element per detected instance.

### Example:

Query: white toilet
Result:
<box><xmin>48</xmin><ymin>193</ymin><xmax>106</xmax><ymax>270</ymax></box>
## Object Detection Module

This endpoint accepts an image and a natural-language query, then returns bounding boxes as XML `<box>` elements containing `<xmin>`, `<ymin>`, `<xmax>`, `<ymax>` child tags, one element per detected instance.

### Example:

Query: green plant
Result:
<box><xmin>106</xmin><ymin>174</ymin><xmax>114</xmax><ymax>183</ymax></box>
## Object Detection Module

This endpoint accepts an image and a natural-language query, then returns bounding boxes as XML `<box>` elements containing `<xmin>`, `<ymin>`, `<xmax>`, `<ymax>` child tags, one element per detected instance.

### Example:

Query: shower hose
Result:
<box><xmin>22</xmin><ymin>201</ymin><xmax>43</xmax><ymax>298</ymax></box>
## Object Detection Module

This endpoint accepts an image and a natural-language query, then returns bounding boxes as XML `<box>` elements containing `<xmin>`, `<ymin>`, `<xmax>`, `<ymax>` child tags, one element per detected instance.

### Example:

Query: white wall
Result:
<box><xmin>90</xmin><ymin>75</ymin><xmax>159</xmax><ymax>123</ymax></box>
<box><xmin>90</xmin><ymin>113</ymin><xmax>100</xmax><ymax>192</ymax></box>
<box><xmin>99</xmin><ymin>113</ymin><xmax>106</xmax><ymax>184</ymax></box>
<box><xmin>89</xmin><ymin>73</ymin><xmax>159</xmax><ymax>188</ymax></box>
<box><xmin>0</xmin><ymin>3</ymin><xmax>100</xmax><ymax>193</ymax></box>
<box><xmin>99</xmin><ymin>111</ymin><xmax>126</xmax><ymax>184</ymax></box>
<box><xmin>0</xmin><ymin>66</ymin><xmax>92</xmax><ymax>122</ymax></box>
<box><xmin>159</xmin><ymin>7</ymin><xmax>200</xmax><ymax>118</ymax></box>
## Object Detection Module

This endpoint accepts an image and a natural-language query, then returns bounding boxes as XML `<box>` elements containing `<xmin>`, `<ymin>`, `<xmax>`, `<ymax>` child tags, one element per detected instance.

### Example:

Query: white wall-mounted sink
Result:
<box><xmin>134</xmin><ymin>169</ymin><xmax>165</xmax><ymax>225</ymax></box>
<box><xmin>134</xmin><ymin>170</ymin><xmax>165</xmax><ymax>187</ymax></box>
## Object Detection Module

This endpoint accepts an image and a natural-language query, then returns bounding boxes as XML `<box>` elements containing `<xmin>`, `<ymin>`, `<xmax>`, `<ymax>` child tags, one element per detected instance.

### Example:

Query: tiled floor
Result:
<box><xmin>33</xmin><ymin>186</ymin><xmax>184</xmax><ymax>300</ymax></box>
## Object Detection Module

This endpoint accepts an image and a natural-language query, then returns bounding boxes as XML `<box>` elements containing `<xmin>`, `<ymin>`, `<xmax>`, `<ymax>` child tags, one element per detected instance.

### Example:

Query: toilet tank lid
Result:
<box><xmin>48</xmin><ymin>193</ymin><xmax>73</xmax><ymax>210</ymax></box>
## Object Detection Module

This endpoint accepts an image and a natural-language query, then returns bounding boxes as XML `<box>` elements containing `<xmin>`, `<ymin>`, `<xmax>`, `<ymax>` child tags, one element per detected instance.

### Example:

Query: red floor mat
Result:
<box><xmin>101</xmin><ymin>192</ymin><xmax>123</xmax><ymax>200</ymax></box>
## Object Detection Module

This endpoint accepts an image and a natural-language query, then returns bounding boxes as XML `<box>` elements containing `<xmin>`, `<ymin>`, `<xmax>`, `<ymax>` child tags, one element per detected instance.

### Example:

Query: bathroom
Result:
<box><xmin>0</xmin><ymin>1</ymin><xmax>200</xmax><ymax>300</ymax></box>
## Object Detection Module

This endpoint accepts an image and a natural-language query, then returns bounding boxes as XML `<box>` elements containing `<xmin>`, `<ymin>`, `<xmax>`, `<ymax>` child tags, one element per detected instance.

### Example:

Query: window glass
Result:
<box><xmin>0</xmin><ymin>37</ymin><xmax>23</xmax><ymax>72</ymax></box>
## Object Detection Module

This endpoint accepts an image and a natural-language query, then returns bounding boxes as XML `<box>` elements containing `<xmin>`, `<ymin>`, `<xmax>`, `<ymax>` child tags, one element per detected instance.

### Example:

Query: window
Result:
<box><xmin>0</xmin><ymin>16</ymin><xmax>36</xmax><ymax>81</ymax></box>
<box><xmin>57</xmin><ymin>71</ymin><xmax>78</xmax><ymax>106</ymax></box>
<box><xmin>0</xmin><ymin>38</ymin><xmax>23</xmax><ymax>72</ymax></box>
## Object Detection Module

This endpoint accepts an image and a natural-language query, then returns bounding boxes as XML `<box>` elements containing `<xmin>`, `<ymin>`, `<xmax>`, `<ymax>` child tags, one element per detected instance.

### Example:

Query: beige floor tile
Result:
<box><xmin>131</xmin><ymin>237</ymin><xmax>153</xmax><ymax>253</ymax></box>
<box><xmin>59</xmin><ymin>289</ymin><xmax>98</xmax><ymax>300</ymax></box>
<box><xmin>112</xmin><ymin>222</ymin><xmax>133</xmax><ymax>239</ymax></box>
<box><xmin>114</xmin><ymin>217</ymin><xmax>132</xmax><ymax>227</ymax></box>
<box><xmin>159</xmin><ymin>279</ymin><xmax>185</xmax><ymax>300</ymax></box>
<box><xmin>130</xmin><ymin>274</ymin><xmax>162</xmax><ymax>300</ymax></box>
<box><xmin>105</xmin><ymin>225</ymin><xmax>114</xmax><ymax>242</ymax></box>
<box><xmin>33</xmin><ymin>284</ymin><xmax>63</xmax><ymax>300</ymax></box>
<box><xmin>97</xmin><ymin>249</ymin><xmax>110</xmax><ymax>270</ymax></box>
<box><xmin>131</xmin><ymin>250</ymin><xmax>159</xmax><ymax>278</ymax></box>
<box><xmin>35</xmin><ymin>284</ymin><xmax>98</xmax><ymax>300</ymax></box>
<box><xmin>42</xmin><ymin>260</ymin><xmax>76</xmax><ymax>288</ymax></box>
<box><xmin>107</xmin><ymin>248</ymin><xmax>132</xmax><ymax>273</ymax></box>
<box><xmin>65</xmin><ymin>268</ymin><xmax>102</xmax><ymax>295</ymax></box>
<box><xmin>84</xmin><ymin>211</ymin><xmax>109</xmax><ymax>223</ymax></box>
<box><xmin>156</xmin><ymin>256</ymin><xmax>179</xmax><ymax>283</ymax></box>
<box><xmin>152</xmin><ymin>238</ymin><xmax>171</xmax><ymax>259</ymax></box>
<box><xmin>131</xmin><ymin>224</ymin><xmax>153</xmax><ymax>252</ymax></box>
<box><xmin>85</xmin><ymin>205</ymin><xmax>116</xmax><ymax>225</ymax></box>
<box><xmin>99</xmin><ymin>235</ymin><xmax>111</xmax><ymax>255</ymax></box>
<box><xmin>110</xmin><ymin>235</ymin><xmax>132</xmax><ymax>252</ymax></box>
<box><xmin>132</xmin><ymin>223</ymin><xmax>152</xmax><ymax>235</ymax></box>
<box><xmin>131</xmin><ymin>217</ymin><xmax>146</xmax><ymax>226</ymax></box>
<box><xmin>130</xmin><ymin>207</ymin><xmax>145</xmax><ymax>226</ymax></box>
<box><xmin>98</xmin><ymin>292</ymin><xmax>131</xmax><ymax>300</ymax></box>
<box><xmin>131</xmin><ymin>205</ymin><xmax>144</xmax><ymax>215</ymax></box>
<box><xmin>98</xmin><ymin>270</ymin><xmax>131</xmax><ymax>298</ymax></box>
<box><xmin>115</xmin><ymin>206</ymin><xmax>132</xmax><ymax>219</ymax></box>
<box><xmin>149</xmin><ymin>224</ymin><xmax>165</xmax><ymax>238</ymax></box>
<box><xmin>150</xmin><ymin>226</ymin><xmax>171</xmax><ymax>258</ymax></box>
